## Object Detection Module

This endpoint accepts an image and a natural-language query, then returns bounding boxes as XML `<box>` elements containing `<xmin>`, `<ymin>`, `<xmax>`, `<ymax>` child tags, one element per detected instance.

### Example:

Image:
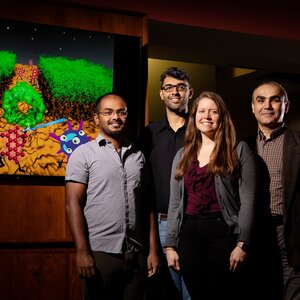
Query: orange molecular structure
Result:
<box><xmin>0</xmin><ymin>126</ymin><xmax>28</xmax><ymax>164</ymax></box>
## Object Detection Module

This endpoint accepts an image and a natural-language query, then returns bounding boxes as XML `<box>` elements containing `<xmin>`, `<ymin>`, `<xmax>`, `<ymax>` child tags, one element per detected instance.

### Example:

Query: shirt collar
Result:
<box><xmin>258</xmin><ymin>123</ymin><xmax>287</xmax><ymax>141</ymax></box>
<box><xmin>157</xmin><ymin>116</ymin><xmax>188</xmax><ymax>133</ymax></box>
<box><xmin>96</xmin><ymin>134</ymin><xmax>132</xmax><ymax>150</ymax></box>
<box><xmin>96</xmin><ymin>134</ymin><xmax>107</xmax><ymax>146</ymax></box>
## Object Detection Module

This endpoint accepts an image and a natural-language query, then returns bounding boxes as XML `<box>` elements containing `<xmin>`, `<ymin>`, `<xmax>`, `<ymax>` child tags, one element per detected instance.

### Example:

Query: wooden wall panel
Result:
<box><xmin>0</xmin><ymin>252</ymin><xmax>40</xmax><ymax>300</ymax></box>
<box><xmin>0</xmin><ymin>185</ymin><xmax>72</xmax><ymax>242</ymax></box>
<box><xmin>0</xmin><ymin>1</ymin><xmax>147</xmax><ymax>42</ymax></box>
<box><xmin>40</xmin><ymin>253</ymin><xmax>69</xmax><ymax>300</ymax></box>
<box><xmin>0</xmin><ymin>248</ymin><xmax>82</xmax><ymax>300</ymax></box>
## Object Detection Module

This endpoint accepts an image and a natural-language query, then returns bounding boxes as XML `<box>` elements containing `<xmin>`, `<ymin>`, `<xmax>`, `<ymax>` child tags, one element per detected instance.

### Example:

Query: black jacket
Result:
<box><xmin>245</xmin><ymin>128</ymin><xmax>300</xmax><ymax>267</ymax></box>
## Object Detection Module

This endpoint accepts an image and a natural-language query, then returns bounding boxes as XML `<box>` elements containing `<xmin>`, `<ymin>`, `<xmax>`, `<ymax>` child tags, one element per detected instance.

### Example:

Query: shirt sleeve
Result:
<box><xmin>65</xmin><ymin>145</ymin><xmax>89</xmax><ymax>184</ymax></box>
<box><xmin>236</xmin><ymin>141</ymin><xmax>258</xmax><ymax>244</ymax></box>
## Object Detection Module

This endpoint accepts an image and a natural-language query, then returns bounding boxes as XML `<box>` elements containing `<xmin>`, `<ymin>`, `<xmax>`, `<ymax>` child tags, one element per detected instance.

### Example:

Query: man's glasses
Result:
<box><xmin>96</xmin><ymin>109</ymin><xmax>128</xmax><ymax>117</ymax></box>
<box><xmin>161</xmin><ymin>83</ymin><xmax>188</xmax><ymax>93</ymax></box>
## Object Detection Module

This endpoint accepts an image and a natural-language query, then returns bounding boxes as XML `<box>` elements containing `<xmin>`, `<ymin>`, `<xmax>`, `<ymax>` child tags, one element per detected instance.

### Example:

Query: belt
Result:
<box><xmin>272</xmin><ymin>214</ymin><xmax>284</xmax><ymax>226</ymax></box>
<box><xmin>184</xmin><ymin>211</ymin><xmax>223</xmax><ymax>220</ymax></box>
<box><xmin>157</xmin><ymin>213</ymin><xmax>168</xmax><ymax>221</ymax></box>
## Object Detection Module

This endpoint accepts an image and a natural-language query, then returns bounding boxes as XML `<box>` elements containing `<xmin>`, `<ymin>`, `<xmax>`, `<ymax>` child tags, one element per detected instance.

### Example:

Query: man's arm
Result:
<box><xmin>65</xmin><ymin>181</ymin><xmax>96</xmax><ymax>278</ymax></box>
<box><xmin>147</xmin><ymin>210</ymin><xmax>160</xmax><ymax>277</ymax></box>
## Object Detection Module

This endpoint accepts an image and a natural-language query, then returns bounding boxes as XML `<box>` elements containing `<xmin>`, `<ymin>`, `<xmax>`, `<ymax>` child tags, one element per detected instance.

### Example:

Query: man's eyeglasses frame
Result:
<box><xmin>96</xmin><ymin>109</ymin><xmax>128</xmax><ymax>117</ymax></box>
<box><xmin>161</xmin><ymin>83</ymin><xmax>188</xmax><ymax>93</ymax></box>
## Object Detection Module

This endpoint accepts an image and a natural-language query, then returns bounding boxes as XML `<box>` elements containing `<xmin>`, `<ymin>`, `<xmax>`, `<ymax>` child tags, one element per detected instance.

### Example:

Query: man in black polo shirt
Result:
<box><xmin>138</xmin><ymin>67</ymin><xmax>193</xmax><ymax>300</ymax></box>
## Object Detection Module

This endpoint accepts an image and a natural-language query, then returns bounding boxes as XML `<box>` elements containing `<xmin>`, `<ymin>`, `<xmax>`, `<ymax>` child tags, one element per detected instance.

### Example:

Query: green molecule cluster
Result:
<box><xmin>2</xmin><ymin>81</ymin><xmax>45</xmax><ymax>128</ymax></box>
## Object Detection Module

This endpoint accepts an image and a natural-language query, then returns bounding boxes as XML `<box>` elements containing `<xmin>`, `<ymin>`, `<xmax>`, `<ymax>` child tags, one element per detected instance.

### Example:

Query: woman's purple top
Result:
<box><xmin>184</xmin><ymin>160</ymin><xmax>220</xmax><ymax>214</ymax></box>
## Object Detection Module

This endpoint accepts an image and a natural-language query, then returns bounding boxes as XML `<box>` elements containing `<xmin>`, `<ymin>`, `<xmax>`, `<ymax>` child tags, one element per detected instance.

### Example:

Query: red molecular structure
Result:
<box><xmin>30</xmin><ymin>67</ymin><xmax>40</xmax><ymax>83</ymax></box>
<box><xmin>16</xmin><ymin>66</ymin><xmax>26</xmax><ymax>80</ymax></box>
<box><xmin>0</xmin><ymin>126</ymin><xmax>28</xmax><ymax>164</ymax></box>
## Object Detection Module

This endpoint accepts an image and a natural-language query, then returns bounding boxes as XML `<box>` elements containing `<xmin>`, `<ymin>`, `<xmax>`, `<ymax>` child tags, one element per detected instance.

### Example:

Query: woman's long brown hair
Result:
<box><xmin>175</xmin><ymin>91</ymin><xmax>238</xmax><ymax>179</ymax></box>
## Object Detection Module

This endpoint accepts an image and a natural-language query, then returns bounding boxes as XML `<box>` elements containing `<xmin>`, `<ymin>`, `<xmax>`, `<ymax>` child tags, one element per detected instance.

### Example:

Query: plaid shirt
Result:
<box><xmin>256</xmin><ymin>124</ymin><xmax>286</xmax><ymax>215</ymax></box>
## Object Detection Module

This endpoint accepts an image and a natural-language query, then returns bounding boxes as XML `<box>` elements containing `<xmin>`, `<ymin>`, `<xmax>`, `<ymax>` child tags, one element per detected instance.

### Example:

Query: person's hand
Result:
<box><xmin>165</xmin><ymin>247</ymin><xmax>180</xmax><ymax>271</ymax></box>
<box><xmin>147</xmin><ymin>249</ymin><xmax>160</xmax><ymax>277</ymax></box>
<box><xmin>229</xmin><ymin>245</ymin><xmax>247</xmax><ymax>272</ymax></box>
<box><xmin>76</xmin><ymin>249</ymin><xmax>96</xmax><ymax>278</ymax></box>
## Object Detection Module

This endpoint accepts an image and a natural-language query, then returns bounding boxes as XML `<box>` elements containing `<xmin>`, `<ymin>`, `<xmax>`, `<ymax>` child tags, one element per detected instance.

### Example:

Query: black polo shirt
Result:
<box><xmin>137</xmin><ymin>117</ymin><xmax>186</xmax><ymax>214</ymax></box>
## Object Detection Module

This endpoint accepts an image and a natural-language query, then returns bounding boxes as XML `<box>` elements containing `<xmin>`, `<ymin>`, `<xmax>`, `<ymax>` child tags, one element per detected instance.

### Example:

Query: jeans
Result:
<box><xmin>158</xmin><ymin>218</ymin><xmax>191</xmax><ymax>300</ymax></box>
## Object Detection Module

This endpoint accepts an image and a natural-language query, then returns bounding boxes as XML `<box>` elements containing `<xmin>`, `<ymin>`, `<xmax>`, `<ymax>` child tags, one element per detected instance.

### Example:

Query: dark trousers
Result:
<box><xmin>276</xmin><ymin>224</ymin><xmax>300</xmax><ymax>300</ymax></box>
<box><xmin>83</xmin><ymin>251</ymin><xmax>148</xmax><ymax>300</ymax></box>
<box><xmin>247</xmin><ymin>214</ymin><xmax>283</xmax><ymax>300</ymax></box>
<box><xmin>178</xmin><ymin>212</ymin><xmax>241</xmax><ymax>300</ymax></box>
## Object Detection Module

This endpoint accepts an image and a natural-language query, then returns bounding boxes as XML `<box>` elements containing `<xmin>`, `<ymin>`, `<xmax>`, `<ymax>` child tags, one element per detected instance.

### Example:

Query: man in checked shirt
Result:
<box><xmin>246</xmin><ymin>81</ymin><xmax>300</xmax><ymax>300</ymax></box>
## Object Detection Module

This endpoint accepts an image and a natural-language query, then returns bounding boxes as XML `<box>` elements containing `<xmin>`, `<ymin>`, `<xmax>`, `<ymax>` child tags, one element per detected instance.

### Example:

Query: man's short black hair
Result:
<box><xmin>94</xmin><ymin>92</ymin><xmax>127</xmax><ymax>113</ymax></box>
<box><xmin>160</xmin><ymin>67</ymin><xmax>191</xmax><ymax>88</ymax></box>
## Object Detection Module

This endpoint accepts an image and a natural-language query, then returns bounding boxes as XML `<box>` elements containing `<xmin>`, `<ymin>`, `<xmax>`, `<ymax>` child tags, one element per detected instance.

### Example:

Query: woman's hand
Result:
<box><xmin>229</xmin><ymin>244</ymin><xmax>248</xmax><ymax>272</ymax></box>
<box><xmin>165</xmin><ymin>247</ymin><xmax>181</xmax><ymax>271</ymax></box>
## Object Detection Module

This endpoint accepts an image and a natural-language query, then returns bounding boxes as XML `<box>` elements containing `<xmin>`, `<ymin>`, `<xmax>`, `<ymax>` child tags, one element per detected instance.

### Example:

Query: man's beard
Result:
<box><xmin>102</xmin><ymin>122</ymin><xmax>125</xmax><ymax>138</ymax></box>
<box><xmin>108</xmin><ymin>129</ymin><xmax>125</xmax><ymax>138</ymax></box>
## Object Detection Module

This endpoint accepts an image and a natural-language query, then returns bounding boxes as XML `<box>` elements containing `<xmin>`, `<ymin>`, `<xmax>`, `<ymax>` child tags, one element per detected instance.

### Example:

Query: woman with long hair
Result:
<box><xmin>164</xmin><ymin>91</ymin><xmax>257</xmax><ymax>300</ymax></box>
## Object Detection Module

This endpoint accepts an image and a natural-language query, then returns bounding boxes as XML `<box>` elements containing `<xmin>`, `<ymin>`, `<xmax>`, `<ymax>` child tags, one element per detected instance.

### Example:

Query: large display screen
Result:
<box><xmin>0</xmin><ymin>19</ymin><xmax>144</xmax><ymax>179</ymax></box>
